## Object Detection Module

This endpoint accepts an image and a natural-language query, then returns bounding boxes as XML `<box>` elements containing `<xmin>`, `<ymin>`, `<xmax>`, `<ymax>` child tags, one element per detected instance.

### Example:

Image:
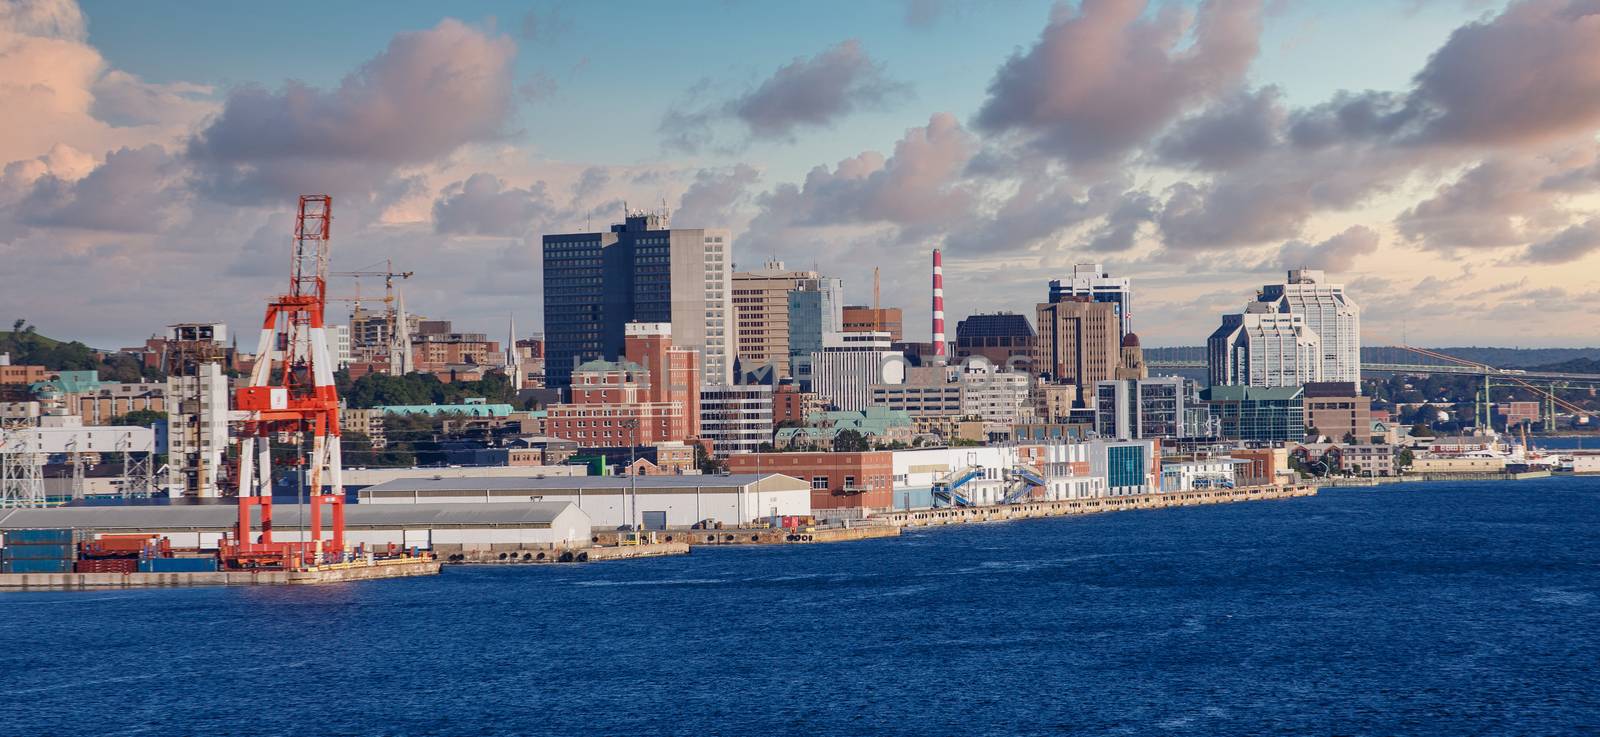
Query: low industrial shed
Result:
<box><xmin>358</xmin><ymin>473</ymin><xmax>812</xmax><ymax>529</ymax></box>
<box><xmin>0</xmin><ymin>502</ymin><xmax>592</xmax><ymax>551</ymax></box>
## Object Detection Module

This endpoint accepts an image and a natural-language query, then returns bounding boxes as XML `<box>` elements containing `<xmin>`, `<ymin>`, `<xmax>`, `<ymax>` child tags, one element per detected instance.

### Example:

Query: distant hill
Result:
<box><xmin>1528</xmin><ymin>357</ymin><xmax>1600</xmax><ymax>373</ymax></box>
<box><xmin>1146</xmin><ymin>345</ymin><xmax>1600</xmax><ymax>369</ymax></box>
<box><xmin>1</xmin><ymin>320</ymin><xmax>160</xmax><ymax>382</ymax></box>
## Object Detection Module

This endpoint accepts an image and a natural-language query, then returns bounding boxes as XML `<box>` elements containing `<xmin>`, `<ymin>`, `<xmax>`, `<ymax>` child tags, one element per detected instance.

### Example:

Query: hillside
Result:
<box><xmin>1</xmin><ymin>320</ymin><xmax>161</xmax><ymax>382</ymax></box>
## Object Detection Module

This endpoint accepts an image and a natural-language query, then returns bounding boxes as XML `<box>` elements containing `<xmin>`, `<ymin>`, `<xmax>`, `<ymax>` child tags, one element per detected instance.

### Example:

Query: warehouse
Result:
<box><xmin>358</xmin><ymin>473</ymin><xmax>811</xmax><ymax>529</ymax></box>
<box><xmin>0</xmin><ymin>502</ymin><xmax>592</xmax><ymax>551</ymax></box>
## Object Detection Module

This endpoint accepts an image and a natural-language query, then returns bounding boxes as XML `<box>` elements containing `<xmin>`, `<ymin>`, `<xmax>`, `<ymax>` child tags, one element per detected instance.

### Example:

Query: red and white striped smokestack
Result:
<box><xmin>931</xmin><ymin>248</ymin><xmax>946</xmax><ymax>362</ymax></box>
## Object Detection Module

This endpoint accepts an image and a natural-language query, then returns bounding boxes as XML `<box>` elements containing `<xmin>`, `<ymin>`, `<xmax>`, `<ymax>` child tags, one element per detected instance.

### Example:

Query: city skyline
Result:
<box><xmin>3</xmin><ymin>0</ymin><xmax>1599</xmax><ymax>350</ymax></box>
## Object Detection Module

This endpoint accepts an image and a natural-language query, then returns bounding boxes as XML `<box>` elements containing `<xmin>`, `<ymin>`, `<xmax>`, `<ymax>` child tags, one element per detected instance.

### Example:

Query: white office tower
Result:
<box><xmin>1207</xmin><ymin>307</ymin><xmax>1323</xmax><ymax>388</ymax></box>
<box><xmin>700</xmin><ymin>385</ymin><xmax>774</xmax><ymax>455</ymax></box>
<box><xmin>810</xmin><ymin>332</ymin><xmax>904</xmax><ymax>411</ymax></box>
<box><xmin>1258</xmin><ymin>269</ymin><xmax>1361</xmax><ymax>384</ymax></box>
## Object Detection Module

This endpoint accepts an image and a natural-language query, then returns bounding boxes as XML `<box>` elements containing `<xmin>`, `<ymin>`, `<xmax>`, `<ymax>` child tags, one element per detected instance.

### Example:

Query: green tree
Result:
<box><xmin>110</xmin><ymin>409</ymin><xmax>166</xmax><ymax>427</ymax></box>
<box><xmin>1409</xmin><ymin>423</ymin><xmax>1435</xmax><ymax>438</ymax></box>
<box><xmin>831</xmin><ymin>429</ymin><xmax>870</xmax><ymax>452</ymax></box>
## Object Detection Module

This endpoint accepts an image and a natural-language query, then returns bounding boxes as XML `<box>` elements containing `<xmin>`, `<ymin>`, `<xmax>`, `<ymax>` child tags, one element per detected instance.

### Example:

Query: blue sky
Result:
<box><xmin>5</xmin><ymin>0</ymin><xmax>1599</xmax><ymax>350</ymax></box>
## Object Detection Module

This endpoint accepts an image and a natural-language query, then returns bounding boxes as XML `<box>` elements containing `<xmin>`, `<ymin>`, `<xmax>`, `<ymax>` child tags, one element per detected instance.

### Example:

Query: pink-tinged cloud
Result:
<box><xmin>975</xmin><ymin>0</ymin><xmax>1262</xmax><ymax>164</ymax></box>
<box><xmin>186</xmin><ymin>19</ymin><xmax>516</xmax><ymax>203</ymax></box>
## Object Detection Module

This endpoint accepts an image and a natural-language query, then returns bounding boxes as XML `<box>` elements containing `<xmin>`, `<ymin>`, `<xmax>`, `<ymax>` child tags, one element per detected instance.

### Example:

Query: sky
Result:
<box><xmin>2</xmin><ymin>0</ymin><xmax>1599</xmax><ymax>350</ymax></box>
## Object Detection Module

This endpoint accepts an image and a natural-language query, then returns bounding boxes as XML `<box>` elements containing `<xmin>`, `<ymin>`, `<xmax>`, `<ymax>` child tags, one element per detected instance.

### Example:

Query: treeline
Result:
<box><xmin>3</xmin><ymin>320</ymin><xmax>163</xmax><ymax>383</ymax></box>
<box><xmin>336</xmin><ymin>370</ymin><xmax>522</xmax><ymax>409</ymax></box>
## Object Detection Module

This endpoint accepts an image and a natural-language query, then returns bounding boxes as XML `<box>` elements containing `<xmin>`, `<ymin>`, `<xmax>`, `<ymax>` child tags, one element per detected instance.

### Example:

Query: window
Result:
<box><xmin>844</xmin><ymin>475</ymin><xmax>856</xmax><ymax>488</ymax></box>
<box><xmin>811</xmin><ymin>476</ymin><xmax>829</xmax><ymax>490</ymax></box>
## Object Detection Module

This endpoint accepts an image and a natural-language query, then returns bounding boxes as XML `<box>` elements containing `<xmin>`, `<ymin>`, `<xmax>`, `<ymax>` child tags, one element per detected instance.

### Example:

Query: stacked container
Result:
<box><xmin>2</xmin><ymin>529</ymin><xmax>79</xmax><ymax>574</ymax></box>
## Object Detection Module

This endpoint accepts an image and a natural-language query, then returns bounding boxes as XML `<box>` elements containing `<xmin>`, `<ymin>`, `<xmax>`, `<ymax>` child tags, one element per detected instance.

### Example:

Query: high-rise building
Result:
<box><xmin>166</xmin><ymin>362</ymin><xmax>228</xmax><ymax>498</ymax></box>
<box><xmin>731</xmin><ymin>260</ymin><xmax>818</xmax><ymax>380</ymax></box>
<box><xmin>1207</xmin><ymin>308</ymin><xmax>1323</xmax><ymax>388</ymax></box>
<box><xmin>700</xmin><ymin>384</ymin><xmax>774</xmax><ymax>456</ymax></box>
<box><xmin>842</xmin><ymin>306</ymin><xmax>903</xmax><ymax>342</ymax></box>
<box><xmin>811</xmin><ymin>332</ymin><xmax>904</xmax><ymax>411</ymax></box>
<box><xmin>542</xmin><ymin>213</ymin><xmax>731</xmax><ymax>388</ymax></box>
<box><xmin>1034</xmin><ymin>298</ymin><xmax>1120</xmax><ymax>387</ymax></box>
<box><xmin>787</xmin><ymin>276</ymin><xmax>845</xmax><ymax>390</ymax></box>
<box><xmin>1049</xmin><ymin>264</ymin><xmax>1132</xmax><ymax>338</ymax></box>
<box><xmin>1256</xmin><ymin>269</ymin><xmax>1361</xmax><ymax>384</ymax></box>
<box><xmin>955</xmin><ymin>312</ymin><xmax>1035</xmax><ymax>372</ymax></box>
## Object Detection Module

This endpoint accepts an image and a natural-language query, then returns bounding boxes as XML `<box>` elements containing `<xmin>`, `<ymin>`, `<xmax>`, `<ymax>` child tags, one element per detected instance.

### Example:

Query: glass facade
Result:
<box><xmin>1106</xmin><ymin>445</ymin><xmax>1145</xmax><ymax>489</ymax></box>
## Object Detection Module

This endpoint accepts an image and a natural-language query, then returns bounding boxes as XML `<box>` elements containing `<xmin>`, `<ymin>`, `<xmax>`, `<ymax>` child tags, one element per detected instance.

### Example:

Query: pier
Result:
<box><xmin>874</xmin><ymin>484</ymin><xmax>1317</xmax><ymax>528</ymax></box>
<box><xmin>0</xmin><ymin>556</ymin><xmax>441</xmax><ymax>589</ymax></box>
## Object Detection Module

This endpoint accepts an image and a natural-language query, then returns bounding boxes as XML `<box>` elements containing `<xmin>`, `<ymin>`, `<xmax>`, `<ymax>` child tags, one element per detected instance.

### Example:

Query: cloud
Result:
<box><xmin>431</xmin><ymin>173</ymin><xmax>552</xmax><ymax>236</ymax></box>
<box><xmin>185</xmin><ymin>19</ymin><xmax>517</xmax><ymax>204</ymax></box>
<box><xmin>1271</xmin><ymin>225</ymin><xmax>1380</xmax><ymax>272</ymax></box>
<box><xmin>0</xmin><ymin>0</ymin><xmax>85</xmax><ymax>41</ymax></box>
<box><xmin>675</xmin><ymin>164</ymin><xmax>760</xmax><ymax>228</ymax></box>
<box><xmin>18</xmin><ymin>145</ymin><xmax>185</xmax><ymax>233</ymax></box>
<box><xmin>1409</xmin><ymin>0</ymin><xmax>1600</xmax><ymax>147</ymax></box>
<box><xmin>1395</xmin><ymin>149</ymin><xmax>1598</xmax><ymax>251</ymax></box>
<box><xmin>748</xmin><ymin>113</ymin><xmax>975</xmax><ymax>232</ymax></box>
<box><xmin>1524</xmin><ymin>219</ymin><xmax>1600</xmax><ymax>263</ymax></box>
<box><xmin>1155</xmin><ymin>86</ymin><xmax>1283</xmax><ymax>169</ymax></box>
<box><xmin>660</xmin><ymin>40</ymin><xmax>910</xmax><ymax>151</ymax></box>
<box><xmin>974</xmin><ymin>0</ymin><xmax>1262</xmax><ymax>165</ymax></box>
<box><xmin>904</xmin><ymin>0</ymin><xmax>944</xmax><ymax>28</ymax></box>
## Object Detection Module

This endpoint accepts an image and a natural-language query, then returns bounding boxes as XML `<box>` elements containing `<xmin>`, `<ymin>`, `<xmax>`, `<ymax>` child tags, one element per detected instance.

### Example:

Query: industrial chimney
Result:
<box><xmin>931</xmin><ymin>249</ymin><xmax>946</xmax><ymax>364</ymax></box>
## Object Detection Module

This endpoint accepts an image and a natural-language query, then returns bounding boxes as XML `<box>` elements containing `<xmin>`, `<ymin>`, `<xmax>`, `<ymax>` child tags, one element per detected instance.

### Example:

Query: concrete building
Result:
<box><xmin>326</xmin><ymin>324</ymin><xmax>352</xmax><ymax>369</ymax></box>
<box><xmin>726</xmin><ymin>451</ymin><xmax>894</xmax><ymax>516</ymax></box>
<box><xmin>1258</xmin><ymin>268</ymin><xmax>1361</xmax><ymax>384</ymax></box>
<box><xmin>544</xmin><ymin>323</ymin><xmax>701</xmax><ymax>447</ymax></box>
<box><xmin>1035</xmin><ymin>298</ymin><xmax>1120</xmax><ymax>387</ymax></box>
<box><xmin>1088</xmin><ymin>439</ymin><xmax>1161</xmax><ymax>496</ymax></box>
<box><xmin>959</xmin><ymin>363</ymin><xmax>1034</xmax><ymax>424</ymax></box>
<box><xmin>842</xmin><ymin>306</ymin><xmax>903</xmax><ymax>342</ymax></box>
<box><xmin>772</xmin><ymin>382</ymin><xmax>824</xmax><ymax>427</ymax></box>
<box><xmin>359</xmin><ymin>474</ymin><xmax>811</xmax><ymax>529</ymax></box>
<box><xmin>1048</xmin><ymin>264</ymin><xmax>1132</xmax><ymax>338</ymax></box>
<box><xmin>1207</xmin><ymin>308</ymin><xmax>1323</xmax><ymax>388</ymax></box>
<box><xmin>1094</xmin><ymin>377</ymin><xmax>1208</xmax><ymax>441</ymax></box>
<box><xmin>68</xmin><ymin>382</ymin><xmax>165</xmax><ymax>425</ymax></box>
<box><xmin>166</xmin><ymin>362</ymin><xmax>229</xmax><ymax>498</ymax></box>
<box><xmin>1202</xmin><ymin>385</ymin><xmax>1306</xmax><ymax>442</ymax></box>
<box><xmin>542</xmin><ymin>212</ymin><xmax>732</xmax><ymax>388</ymax></box>
<box><xmin>810</xmin><ymin>332</ymin><xmax>904</xmax><ymax>411</ymax></box>
<box><xmin>1303</xmin><ymin>382</ymin><xmax>1372</xmax><ymax>442</ymax></box>
<box><xmin>410</xmin><ymin>320</ymin><xmax>500</xmax><ymax>371</ymax></box>
<box><xmin>788</xmin><ymin>276</ymin><xmax>845</xmax><ymax>389</ymax></box>
<box><xmin>731</xmin><ymin>261</ymin><xmax>818</xmax><ymax>379</ymax></box>
<box><xmin>954</xmin><ymin>313</ymin><xmax>1035</xmax><ymax>373</ymax></box>
<box><xmin>872</xmin><ymin>366</ymin><xmax>963</xmax><ymax>435</ymax></box>
<box><xmin>700</xmin><ymin>384</ymin><xmax>773</xmax><ymax>456</ymax></box>
<box><xmin>1160</xmin><ymin>458</ymin><xmax>1247</xmax><ymax>491</ymax></box>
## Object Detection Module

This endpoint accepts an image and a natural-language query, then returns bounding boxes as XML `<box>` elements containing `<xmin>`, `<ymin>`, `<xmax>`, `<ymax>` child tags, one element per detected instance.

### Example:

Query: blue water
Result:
<box><xmin>4</xmin><ymin>479</ymin><xmax>1599</xmax><ymax>736</ymax></box>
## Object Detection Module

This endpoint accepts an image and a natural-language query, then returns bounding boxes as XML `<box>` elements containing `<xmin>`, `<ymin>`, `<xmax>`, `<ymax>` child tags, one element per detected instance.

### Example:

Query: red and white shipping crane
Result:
<box><xmin>225</xmin><ymin>194</ymin><xmax>345</xmax><ymax>568</ymax></box>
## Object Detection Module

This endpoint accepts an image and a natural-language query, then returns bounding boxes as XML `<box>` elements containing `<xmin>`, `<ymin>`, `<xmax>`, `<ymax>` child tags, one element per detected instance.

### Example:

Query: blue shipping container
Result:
<box><xmin>138</xmin><ymin>557</ymin><xmax>217</xmax><ymax>573</ymax></box>
<box><xmin>3</xmin><ymin>529</ymin><xmax>75</xmax><ymax>545</ymax></box>
<box><xmin>2</xmin><ymin>558</ymin><xmax>73</xmax><ymax>574</ymax></box>
<box><xmin>2</xmin><ymin>543</ymin><xmax>75</xmax><ymax>560</ymax></box>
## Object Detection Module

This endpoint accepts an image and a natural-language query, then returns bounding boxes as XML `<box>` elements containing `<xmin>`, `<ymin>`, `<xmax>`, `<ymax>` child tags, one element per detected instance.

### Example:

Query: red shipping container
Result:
<box><xmin>74</xmin><ymin>559</ymin><xmax>137</xmax><ymax>574</ymax></box>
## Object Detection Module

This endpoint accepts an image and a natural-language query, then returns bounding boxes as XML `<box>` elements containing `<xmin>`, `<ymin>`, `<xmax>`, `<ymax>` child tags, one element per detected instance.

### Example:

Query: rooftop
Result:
<box><xmin>0</xmin><ymin>501</ymin><xmax>582</xmax><ymax>531</ymax></box>
<box><xmin>361</xmin><ymin>473</ymin><xmax>797</xmax><ymax>495</ymax></box>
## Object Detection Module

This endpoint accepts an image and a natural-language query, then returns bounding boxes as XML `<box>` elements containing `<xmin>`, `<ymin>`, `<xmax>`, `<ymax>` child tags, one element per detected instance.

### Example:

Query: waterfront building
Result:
<box><xmin>1201</xmin><ymin>385</ymin><xmax>1306</xmax><ymax>442</ymax></box>
<box><xmin>1088</xmin><ymin>439</ymin><xmax>1161</xmax><ymax>496</ymax></box>
<box><xmin>360</xmin><ymin>474</ymin><xmax>811</xmax><ymax>529</ymax></box>
<box><xmin>726</xmin><ymin>450</ymin><xmax>894</xmax><ymax>516</ymax></box>
<box><xmin>1035</xmin><ymin>298</ymin><xmax>1120</xmax><ymax>386</ymax></box>
<box><xmin>787</xmin><ymin>276</ymin><xmax>845</xmax><ymax>389</ymax></box>
<box><xmin>732</xmin><ymin>261</ymin><xmax>818</xmax><ymax>379</ymax></box>
<box><xmin>542</xmin><ymin>213</ymin><xmax>731</xmax><ymax>388</ymax></box>
<box><xmin>700</xmin><ymin>384</ymin><xmax>773</xmax><ymax>456</ymax></box>
<box><xmin>842</xmin><ymin>306</ymin><xmax>903</xmax><ymax>342</ymax></box>
<box><xmin>954</xmin><ymin>312</ymin><xmax>1035</xmax><ymax>373</ymax></box>
<box><xmin>1207</xmin><ymin>307</ymin><xmax>1322</xmax><ymax>388</ymax></box>
<box><xmin>1048</xmin><ymin>264</ymin><xmax>1132</xmax><ymax>338</ymax></box>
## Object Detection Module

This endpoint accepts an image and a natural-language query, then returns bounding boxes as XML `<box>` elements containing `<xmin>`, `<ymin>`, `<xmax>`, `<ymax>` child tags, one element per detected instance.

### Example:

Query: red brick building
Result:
<box><xmin>545</xmin><ymin>323</ymin><xmax>701</xmax><ymax>447</ymax></box>
<box><xmin>726</xmin><ymin>451</ymin><xmax>893</xmax><ymax>513</ymax></box>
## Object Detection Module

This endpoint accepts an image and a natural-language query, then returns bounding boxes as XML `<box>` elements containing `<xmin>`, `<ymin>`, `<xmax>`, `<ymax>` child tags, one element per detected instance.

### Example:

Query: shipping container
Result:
<box><xmin>2</xmin><ymin>529</ymin><xmax>76</xmax><ymax>545</ymax></box>
<box><xmin>74</xmin><ymin>559</ymin><xmax>138</xmax><ymax>574</ymax></box>
<box><xmin>2</xmin><ymin>543</ymin><xmax>76</xmax><ymax>560</ymax></box>
<box><xmin>138</xmin><ymin>557</ymin><xmax>217</xmax><ymax>573</ymax></box>
<box><xmin>2</xmin><ymin>558</ymin><xmax>73</xmax><ymax>574</ymax></box>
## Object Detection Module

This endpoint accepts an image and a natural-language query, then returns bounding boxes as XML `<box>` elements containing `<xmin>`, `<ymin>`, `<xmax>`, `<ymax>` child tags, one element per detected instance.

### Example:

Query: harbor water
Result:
<box><xmin>2</xmin><ymin>477</ymin><xmax>1597</xmax><ymax>736</ymax></box>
